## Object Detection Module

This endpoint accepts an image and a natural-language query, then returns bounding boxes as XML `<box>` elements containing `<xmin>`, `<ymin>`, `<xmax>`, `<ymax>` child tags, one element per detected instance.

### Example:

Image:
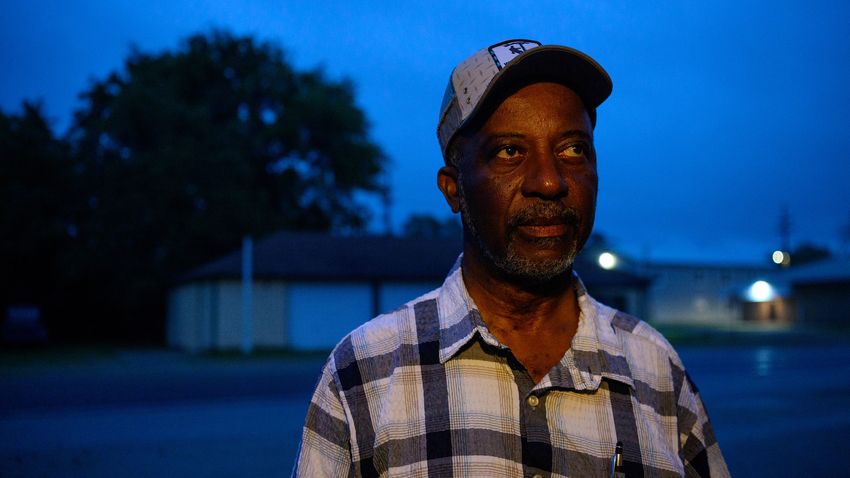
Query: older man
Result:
<box><xmin>293</xmin><ymin>40</ymin><xmax>729</xmax><ymax>477</ymax></box>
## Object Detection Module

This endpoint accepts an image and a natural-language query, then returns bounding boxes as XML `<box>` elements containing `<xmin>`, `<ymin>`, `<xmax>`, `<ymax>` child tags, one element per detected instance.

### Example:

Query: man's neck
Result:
<box><xmin>460</xmin><ymin>248</ymin><xmax>581</xmax><ymax>341</ymax></box>
<box><xmin>460</xmin><ymin>248</ymin><xmax>582</xmax><ymax>383</ymax></box>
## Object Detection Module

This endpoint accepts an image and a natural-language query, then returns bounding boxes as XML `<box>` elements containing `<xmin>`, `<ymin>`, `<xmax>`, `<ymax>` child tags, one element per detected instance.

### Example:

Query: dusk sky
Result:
<box><xmin>3</xmin><ymin>1</ymin><xmax>849</xmax><ymax>263</ymax></box>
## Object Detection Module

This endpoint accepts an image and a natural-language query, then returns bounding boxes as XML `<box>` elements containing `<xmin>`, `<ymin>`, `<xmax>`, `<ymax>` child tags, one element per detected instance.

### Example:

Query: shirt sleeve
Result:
<box><xmin>291</xmin><ymin>362</ymin><xmax>354</xmax><ymax>478</ymax></box>
<box><xmin>677</xmin><ymin>371</ymin><xmax>731</xmax><ymax>478</ymax></box>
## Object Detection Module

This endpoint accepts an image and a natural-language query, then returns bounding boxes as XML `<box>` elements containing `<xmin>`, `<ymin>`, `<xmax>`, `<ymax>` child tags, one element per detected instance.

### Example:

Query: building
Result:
<box><xmin>791</xmin><ymin>258</ymin><xmax>850</xmax><ymax>326</ymax></box>
<box><xmin>735</xmin><ymin>258</ymin><xmax>850</xmax><ymax>326</ymax></box>
<box><xmin>635</xmin><ymin>261</ymin><xmax>773</xmax><ymax>326</ymax></box>
<box><xmin>167</xmin><ymin>231</ymin><xmax>650</xmax><ymax>352</ymax></box>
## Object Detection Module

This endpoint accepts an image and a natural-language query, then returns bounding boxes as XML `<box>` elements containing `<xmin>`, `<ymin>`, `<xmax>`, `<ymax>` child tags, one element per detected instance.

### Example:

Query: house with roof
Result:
<box><xmin>167</xmin><ymin>230</ymin><xmax>651</xmax><ymax>352</ymax></box>
<box><xmin>789</xmin><ymin>258</ymin><xmax>850</xmax><ymax>326</ymax></box>
<box><xmin>732</xmin><ymin>257</ymin><xmax>850</xmax><ymax>326</ymax></box>
<box><xmin>636</xmin><ymin>261</ymin><xmax>774</xmax><ymax>326</ymax></box>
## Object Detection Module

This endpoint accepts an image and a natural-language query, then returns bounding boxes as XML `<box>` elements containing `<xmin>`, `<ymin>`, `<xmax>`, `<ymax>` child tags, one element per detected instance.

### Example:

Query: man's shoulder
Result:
<box><xmin>326</xmin><ymin>286</ymin><xmax>442</xmax><ymax>369</ymax></box>
<box><xmin>593</xmin><ymin>299</ymin><xmax>684</xmax><ymax>368</ymax></box>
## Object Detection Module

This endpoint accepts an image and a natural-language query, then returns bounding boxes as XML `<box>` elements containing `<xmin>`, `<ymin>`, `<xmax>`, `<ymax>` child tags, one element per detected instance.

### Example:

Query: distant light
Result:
<box><xmin>747</xmin><ymin>280</ymin><xmax>776</xmax><ymax>302</ymax></box>
<box><xmin>598</xmin><ymin>252</ymin><xmax>617</xmax><ymax>270</ymax></box>
<box><xmin>772</xmin><ymin>250</ymin><xmax>791</xmax><ymax>266</ymax></box>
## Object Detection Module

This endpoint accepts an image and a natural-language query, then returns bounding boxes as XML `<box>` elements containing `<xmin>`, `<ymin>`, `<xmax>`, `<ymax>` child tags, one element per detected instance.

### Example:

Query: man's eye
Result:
<box><xmin>494</xmin><ymin>145</ymin><xmax>521</xmax><ymax>159</ymax></box>
<box><xmin>560</xmin><ymin>144</ymin><xmax>587</xmax><ymax>158</ymax></box>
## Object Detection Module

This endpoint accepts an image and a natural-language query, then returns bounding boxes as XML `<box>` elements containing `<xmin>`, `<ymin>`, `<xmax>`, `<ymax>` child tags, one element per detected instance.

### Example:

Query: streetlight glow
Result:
<box><xmin>598</xmin><ymin>252</ymin><xmax>617</xmax><ymax>270</ymax></box>
<box><xmin>747</xmin><ymin>280</ymin><xmax>776</xmax><ymax>302</ymax></box>
<box><xmin>772</xmin><ymin>250</ymin><xmax>791</xmax><ymax>267</ymax></box>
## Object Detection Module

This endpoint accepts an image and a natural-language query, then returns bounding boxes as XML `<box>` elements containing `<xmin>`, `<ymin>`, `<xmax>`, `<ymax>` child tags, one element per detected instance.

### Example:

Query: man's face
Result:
<box><xmin>446</xmin><ymin>82</ymin><xmax>598</xmax><ymax>283</ymax></box>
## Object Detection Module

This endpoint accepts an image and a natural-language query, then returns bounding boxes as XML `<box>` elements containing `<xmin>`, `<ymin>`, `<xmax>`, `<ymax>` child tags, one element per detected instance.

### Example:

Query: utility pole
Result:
<box><xmin>241</xmin><ymin>235</ymin><xmax>254</xmax><ymax>355</ymax></box>
<box><xmin>773</xmin><ymin>205</ymin><xmax>793</xmax><ymax>267</ymax></box>
<box><xmin>778</xmin><ymin>205</ymin><xmax>792</xmax><ymax>253</ymax></box>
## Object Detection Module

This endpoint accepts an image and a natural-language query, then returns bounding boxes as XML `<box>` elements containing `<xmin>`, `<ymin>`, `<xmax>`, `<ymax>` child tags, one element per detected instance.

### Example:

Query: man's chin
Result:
<box><xmin>492</xmin><ymin>251</ymin><xmax>576</xmax><ymax>285</ymax></box>
<box><xmin>460</xmin><ymin>209</ymin><xmax>579</xmax><ymax>284</ymax></box>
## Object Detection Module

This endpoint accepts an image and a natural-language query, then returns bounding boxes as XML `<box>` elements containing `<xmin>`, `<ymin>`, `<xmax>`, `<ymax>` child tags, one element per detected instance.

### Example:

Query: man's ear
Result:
<box><xmin>437</xmin><ymin>166</ymin><xmax>461</xmax><ymax>213</ymax></box>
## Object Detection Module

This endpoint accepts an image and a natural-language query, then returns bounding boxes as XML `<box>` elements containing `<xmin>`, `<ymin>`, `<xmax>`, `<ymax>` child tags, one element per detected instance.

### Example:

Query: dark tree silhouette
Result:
<box><xmin>789</xmin><ymin>242</ymin><xmax>832</xmax><ymax>267</ymax></box>
<box><xmin>2</xmin><ymin>31</ymin><xmax>387</xmax><ymax>342</ymax></box>
<box><xmin>0</xmin><ymin>102</ymin><xmax>80</xmax><ymax>339</ymax></box>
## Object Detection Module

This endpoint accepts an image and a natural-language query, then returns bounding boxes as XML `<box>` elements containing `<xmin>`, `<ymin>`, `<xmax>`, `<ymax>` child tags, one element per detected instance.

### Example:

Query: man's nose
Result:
<box><xmin>521</xmin><ymin>151</ymin><xmax>568</xmax><ymax>199</ymax></box>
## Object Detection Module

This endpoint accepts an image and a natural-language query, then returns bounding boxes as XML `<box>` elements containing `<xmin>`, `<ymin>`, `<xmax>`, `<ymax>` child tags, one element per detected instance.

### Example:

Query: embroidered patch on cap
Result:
<box><xmin>488</xmin><ymin>40</ymin><xmax>541</xmax><ymax>69</ymax></box>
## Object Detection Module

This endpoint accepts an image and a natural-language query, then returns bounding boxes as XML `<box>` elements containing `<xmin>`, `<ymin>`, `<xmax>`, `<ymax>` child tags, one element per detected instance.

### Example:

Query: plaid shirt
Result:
<box><xmin>293</xmin><ymin>264</ymin><xmax>729</xmax><ymax>477</ymax></box>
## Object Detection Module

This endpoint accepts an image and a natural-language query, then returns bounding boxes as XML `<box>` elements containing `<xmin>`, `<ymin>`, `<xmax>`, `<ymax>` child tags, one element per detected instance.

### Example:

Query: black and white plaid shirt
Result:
<box><xmin>293</xmin><ymin>264</ymin><xmax>729</xmax><ymax>477</ymax></box>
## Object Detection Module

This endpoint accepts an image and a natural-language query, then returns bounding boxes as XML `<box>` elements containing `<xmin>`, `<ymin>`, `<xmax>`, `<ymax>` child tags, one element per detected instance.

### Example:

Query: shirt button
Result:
<box><xmin>532</xmin><ymin>474</ymin><xmax>543</xmax><ymax>478</ymax></box>
<box><xmin>526</xmin><ymin>395</ymin><xmax>539</xmax><ymax>407</ymax></box>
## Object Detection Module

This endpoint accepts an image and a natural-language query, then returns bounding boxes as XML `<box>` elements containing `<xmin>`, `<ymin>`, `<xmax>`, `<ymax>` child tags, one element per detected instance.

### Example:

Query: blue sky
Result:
<box><xmin>3</xmin><ymin>0</ymin><xmax>849</xmax><ymax>263</ymax></box>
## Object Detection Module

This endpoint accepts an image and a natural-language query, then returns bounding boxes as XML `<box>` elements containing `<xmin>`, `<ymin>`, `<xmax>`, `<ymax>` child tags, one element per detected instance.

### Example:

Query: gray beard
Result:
<box><xmin>457</xmin><ymin>179</ymin><xmax>580</xmax><ymax>284</ymax></box>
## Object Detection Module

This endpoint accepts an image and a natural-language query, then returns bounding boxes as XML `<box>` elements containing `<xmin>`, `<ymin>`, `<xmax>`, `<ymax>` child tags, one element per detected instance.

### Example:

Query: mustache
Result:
<box><xmin>507</xmin><ymin>202</ymin><xmax>580</xmax><ymax>229</ymax></box>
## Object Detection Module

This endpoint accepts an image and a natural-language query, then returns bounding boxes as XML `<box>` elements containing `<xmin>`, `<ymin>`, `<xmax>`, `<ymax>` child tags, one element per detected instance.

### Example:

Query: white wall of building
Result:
<box><xmin>254</xmin><ymin>282</ymin><xmax>288</xmax><ymax>346</ymax></box>
<box><xmin>167</xmin><ymin>280</ymin><xmax>287</xmax><ymax>351</ymax></box>
<box><xmin>168</xmin><ymin>279</ymin><xmax>450</xmax><ymax>352</ymax></box>
<box><xmin>167</xmin><ymin>282</ymin><xmax>217</xmax><ymax>352</ymax></box>
<box><xmin>287</xmin><ymin>282</ymin><xmax>373</xmax><ymax>350</ymax></box>
<box><xmin>645</xmin><ymin>264</ymin><xmax>769</xmax><ymax>325</ymax></box>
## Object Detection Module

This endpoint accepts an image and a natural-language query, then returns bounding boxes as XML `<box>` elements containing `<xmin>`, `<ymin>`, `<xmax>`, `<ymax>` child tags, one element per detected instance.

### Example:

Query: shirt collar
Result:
<box><xmin>435</xmin><ymin>256</ymin><xmax>635</xmax><ymax>391</ymax></box>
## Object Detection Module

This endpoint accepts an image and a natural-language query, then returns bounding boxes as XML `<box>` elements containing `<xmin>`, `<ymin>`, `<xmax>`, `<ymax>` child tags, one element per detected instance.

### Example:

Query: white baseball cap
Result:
<box><xmin>437</xmin><ymin>39</ymin><xmax>612</xmax><ymax>157</ymax></box>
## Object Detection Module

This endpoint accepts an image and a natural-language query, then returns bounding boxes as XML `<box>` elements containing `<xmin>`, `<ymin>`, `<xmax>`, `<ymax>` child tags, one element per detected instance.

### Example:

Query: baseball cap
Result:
<box><xmin>437</xmin><ymin>39</ymin><xmax>613</xmax><ymax>157</ymax></box>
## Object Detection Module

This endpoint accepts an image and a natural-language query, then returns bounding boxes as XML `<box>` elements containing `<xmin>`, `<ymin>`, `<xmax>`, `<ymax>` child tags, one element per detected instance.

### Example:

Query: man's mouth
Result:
<box><xmin>510</xmin><ymin>204</ymin><xmax>580</xmax><ymax>239</ymax></box>
<box><xmin>517</xmin><ymin>223</ymin><xmax>570</xmax><ymax>238</ymax></box>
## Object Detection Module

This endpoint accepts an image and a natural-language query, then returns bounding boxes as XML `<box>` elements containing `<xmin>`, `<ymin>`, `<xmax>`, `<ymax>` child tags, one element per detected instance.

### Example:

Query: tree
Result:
<box><xmin>0</xmin><ymin>102</ymin><xmax>81</xmax><ymax>337</ymax></box>
<box><xmin>63</xmin><ymin>30</ymin><xmax>386</xmax><ymax>341</ymax></box>
<box><xmin>789</xmin><ymin>242</ymin><xmax>832</xmax><ymax>267</ymax></box>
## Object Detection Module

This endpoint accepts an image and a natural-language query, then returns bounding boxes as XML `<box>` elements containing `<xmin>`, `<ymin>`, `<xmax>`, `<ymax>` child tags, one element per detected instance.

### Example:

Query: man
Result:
<box><xmin>293</xmin><ymin>39</ymin><xmax>729</xmax><ymax>477</ymax></box>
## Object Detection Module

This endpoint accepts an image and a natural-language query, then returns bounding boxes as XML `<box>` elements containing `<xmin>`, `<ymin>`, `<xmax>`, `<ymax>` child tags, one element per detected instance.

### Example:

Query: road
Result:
<box><xmin>2</xmin><ymin>341</ymin><xmax>850</xmax><ymax>477</ymax></box>
<box><xmin>0</xmin><ymin>350</ymin><xmax>324</xmax><ymax>477</ymax></box>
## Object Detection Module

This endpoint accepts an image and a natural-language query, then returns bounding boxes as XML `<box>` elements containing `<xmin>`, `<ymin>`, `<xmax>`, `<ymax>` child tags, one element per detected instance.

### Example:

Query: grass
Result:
<box><xmin>653</xmin><ymin>323</ymin><xmax>850</xmax><ymax>347</ymax></box>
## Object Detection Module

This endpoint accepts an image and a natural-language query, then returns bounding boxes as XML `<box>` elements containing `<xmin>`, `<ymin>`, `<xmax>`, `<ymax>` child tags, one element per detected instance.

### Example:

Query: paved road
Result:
<box><xmin>680</xmin><ymin>344</ymin><xmax>850</xmax><ymax>477</ymax></box>
<box><xmin>0</xmin><ymin>350</ymin><xmax>325</xmax><ymax>477</ymax></box>
<box><xmin>2</xmin><ymin>343</ymin><xmax>849</xmax><ymax>477</ymax></box>
<box><xmin>1</xmin><ymin>349</ymin><xmax>324</xmax><ymax>412</ymax></box>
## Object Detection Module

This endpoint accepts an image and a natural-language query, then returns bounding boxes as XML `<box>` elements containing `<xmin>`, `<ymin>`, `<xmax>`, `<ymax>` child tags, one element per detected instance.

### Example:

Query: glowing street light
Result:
<box><xmin>772</xmin><ymin>250</ymin><xmax>790</xmax><ymax>267</ymax></box>
<box><xmin>746</xmin><ymin>280</ymin><xmax>776</xmax><ymax>302</ymax></box>
<box><xmin>598</xmin><ymin>252</ymin><xmax>617</xmax><ymax>270</ymax></box>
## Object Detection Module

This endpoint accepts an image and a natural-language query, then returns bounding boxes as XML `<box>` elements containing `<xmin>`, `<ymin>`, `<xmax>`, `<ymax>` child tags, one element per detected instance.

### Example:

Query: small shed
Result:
<box><xmin>168</xmin><ymin>231</ymin><xmax>461</xmax><ymax>351</ymax></box>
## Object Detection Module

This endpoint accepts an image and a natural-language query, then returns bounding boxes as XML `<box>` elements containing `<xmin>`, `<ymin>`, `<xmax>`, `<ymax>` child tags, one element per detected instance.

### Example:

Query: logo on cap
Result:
<box><xmin>489</xmin><ymin>40</ymin><xmax>541</xmax><ymax>69</ymax></box>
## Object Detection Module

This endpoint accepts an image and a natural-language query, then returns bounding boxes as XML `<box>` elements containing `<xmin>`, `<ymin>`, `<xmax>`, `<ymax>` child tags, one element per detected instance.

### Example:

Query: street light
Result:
<box><xmin>772</xmin><ymin>250</ymin><xmax>790</xmax><ymax>267</ymax></box>
<box><xmin>598</xmin><ymin>252</ymin><xmax>617</xmax><ymax>270</ymax></box>
<box><xmin>746</xmin><ymin>280</ymin><xmax>776</xmax><ymax>302</ymax></box>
